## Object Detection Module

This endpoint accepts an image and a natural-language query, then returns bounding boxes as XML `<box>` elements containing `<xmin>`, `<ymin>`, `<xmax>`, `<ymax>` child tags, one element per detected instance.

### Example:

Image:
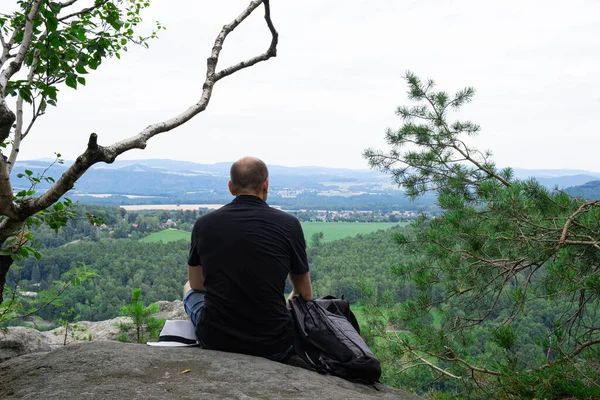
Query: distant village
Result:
<box><xmin>285</xmin><ymin>208</ymin><xmax>421</xmax><ymax>223</ymax></box>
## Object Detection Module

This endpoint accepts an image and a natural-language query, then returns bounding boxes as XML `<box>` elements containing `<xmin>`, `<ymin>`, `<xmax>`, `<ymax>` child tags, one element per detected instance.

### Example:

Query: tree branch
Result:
<box><xmin>58</xmin><ymin>0</ymin><xmax>80</xmax><ymax>7</ymax></box>
<box><xmin>8</xmin><ymin>95</ymin><xmax>25</xmax><ymax>174</ymax></box>
<box><xmin>20</xmin><ymin>0</ymin><xmax>278</xmax><ymax>217</ymax></box>
<box><xmin>571</xmin><ymin>337</ymin><xmax>600</xmax><ymax>357</ymax></box>
<box><xmin>415</xmin><ymin>354</ymin><xmax>462</xmax><ymax>380</ymax></box>
<box><xmin>57</xmin><ymin>0</ymin><xmax>109</xmax><ymax>22</ymax></box>
<box><xmin>0</xmin><ymin>0</ymin><xmax>43</xmax><ymax>98</ymax></box>
<box><xmin>442</xmin><ymin>346</ymin><xmax>501</xmax><ymax>376</ymax></box>
<box><xmin>214</xmin><ymin>0</ymin><xmax>278</xmax><ymax>81</ymax></box>
<box><xmin>7</xmin><ymin>50</ymin><xmax>42</xmax><ymax>173</ymax></box>
<box><xmin>422</xmin><ymin>91</ymin><xmax>511</xmax><ymax>187</ymax></box>
<box><xmin>558</xmin><ymin>200</ymin><xmax>600</xmax><ymax>247</ymax></box>
<box><xmin>0</xmin><ymin>26</ymin><xmax>19</xmax><ymax>69</ymax></box>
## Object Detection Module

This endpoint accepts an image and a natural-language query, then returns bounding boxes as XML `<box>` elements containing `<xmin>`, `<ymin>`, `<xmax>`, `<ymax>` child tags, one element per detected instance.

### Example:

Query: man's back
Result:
<box><xmin>189</xmin><ymin>195</ymin><xmax>309</xmax><ymax>356</ymax></box>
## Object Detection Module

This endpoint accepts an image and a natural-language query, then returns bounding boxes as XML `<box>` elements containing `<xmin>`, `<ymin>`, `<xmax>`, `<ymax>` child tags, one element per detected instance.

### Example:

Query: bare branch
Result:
<box><xmin>415</xmin><ymin>354</ymin><xmax>462</xmax><ymax>380</ymax></box>
<box><xmin>214</xmin><ymin>0</ymin><xmax>278</xmax><ymax>81</ymax></box>
<box><xmin>57</xmin><ymin>0</ymin><xmax>109</xmax><ymax>22</ymax></box>
<box><xmin>558</xmin><ymin>200</ymin><xmax>600</xmax><ymax>247</ymax></box>
<box><xmin>571</xmin><ymin>338</ymin><xmax>600</xmax><ymax>357</ymax></box>
<box><xmin>21</xmin><ymin>0</ymin><xmax>278</xmax><ymax>216</ymax></box>
<box><xmin>442</xmin><ymin>346</ymin><xmax>501</xmax><ymax>376</ymax></box>
<box><xmin>58</xmin><ymin>0</ymin><xmax>80</xmax><ymax>6</ymax></box>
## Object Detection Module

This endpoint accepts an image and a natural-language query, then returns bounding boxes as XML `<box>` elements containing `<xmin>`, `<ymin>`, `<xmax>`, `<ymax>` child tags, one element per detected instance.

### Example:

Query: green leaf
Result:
<box><xmin>18</xmin><ymin>86</ymin><xmax>32</xmax><ymax>103</ymax></box>
<box><xmin>65</xmin><ymin>75</ymin><xmax>77</xmax><ymax>89</ymax></box>
<box><xmin>47</xmin><ymin>17</ymin><xmax>58</xmax><ymax>32</ymax></box>
<box><xmin>44</xmin><ymin>85</ymin><xmax>58</xmax><ymax>100</ymax></box>
<box><xmin>77</xmin><ymin>77</ymin><xmax>86</xmax><ymax>85</ymax></box>
<box><xmin>75</xmin><ymin>64</ymin><xmax>88</xmax><ymax>74</ymax></box>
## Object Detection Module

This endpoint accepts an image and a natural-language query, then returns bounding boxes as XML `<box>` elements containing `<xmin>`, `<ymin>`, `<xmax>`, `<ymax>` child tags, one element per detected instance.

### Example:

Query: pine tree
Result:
<box><xmin>119</xmin><ymin>288</ymin><xmax>164</xmax><ymax>344</ymax></box>
<box><xmin>30</xmin><ymin>265</ymin><xmax>41</xmax><ymax>283</ymax></box>
<box><xmin>363</xmin><ymin>72</ymin><xmax>600</xmax><ymax>398</ymax></box>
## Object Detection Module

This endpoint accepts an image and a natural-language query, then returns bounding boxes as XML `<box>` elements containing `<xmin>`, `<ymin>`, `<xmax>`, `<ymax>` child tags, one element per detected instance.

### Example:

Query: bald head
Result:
<box><xmin>229</xmin><ymin>157</ymin><xmax>269</xmax><ymax>197</ymax></box>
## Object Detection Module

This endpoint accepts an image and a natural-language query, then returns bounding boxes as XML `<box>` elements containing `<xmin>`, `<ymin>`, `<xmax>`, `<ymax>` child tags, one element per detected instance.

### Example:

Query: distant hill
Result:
<box><xmin>12</xmin><ymin>159</ymin><xmax>600</xmax><ymax>209</ymax></box>
<box><xmin>12</xmin><ymin>159</ymin><xmax>418</xmax><ymax>210</ymax></box>
<box><xmin>564</xmin><ymin>180</ymin><xmax>600</xmax><ymax>200</ymax></box>
<box><xmin>511</xmin><ymin>168</ymin><xmax>600</xmax><ymax>189</ymax></box>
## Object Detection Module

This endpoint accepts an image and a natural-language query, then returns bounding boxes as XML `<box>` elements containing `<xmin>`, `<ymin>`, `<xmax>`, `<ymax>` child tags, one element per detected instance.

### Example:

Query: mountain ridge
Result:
<box><xmin>11</xmin><ymin>159</ymin><xmax>600</xmax><ymax>209</ymax></box>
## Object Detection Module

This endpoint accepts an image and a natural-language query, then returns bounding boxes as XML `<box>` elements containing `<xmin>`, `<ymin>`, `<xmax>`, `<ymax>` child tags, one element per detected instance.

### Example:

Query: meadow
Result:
<box><xmin>139</xmin><ymin>222</ymin><xmax>404</xmax><ymax>245</ymax></box>
<box><xmin>139</xmin><ymin>229</ymin><xmax>190</xmax><ymax>243</ymax></box>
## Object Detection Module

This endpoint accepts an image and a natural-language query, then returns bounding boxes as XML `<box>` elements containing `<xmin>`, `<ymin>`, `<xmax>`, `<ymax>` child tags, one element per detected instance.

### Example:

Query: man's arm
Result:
<box><xmin>288</xmin><ymin>271</ymin><xmax>312</xmax><ymax>304</ymax></box>
<box><xmin>188</xmin><ymin>265</ymin><xmax>205</xmax><ymax>291</ymax></box>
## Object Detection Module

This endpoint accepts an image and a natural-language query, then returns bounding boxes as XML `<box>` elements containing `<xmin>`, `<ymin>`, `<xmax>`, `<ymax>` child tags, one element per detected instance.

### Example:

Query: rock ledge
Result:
<box><xmin>0</xmin><ymin>341</ymin><xmax>419</xmax><ymax>399</ymax></box>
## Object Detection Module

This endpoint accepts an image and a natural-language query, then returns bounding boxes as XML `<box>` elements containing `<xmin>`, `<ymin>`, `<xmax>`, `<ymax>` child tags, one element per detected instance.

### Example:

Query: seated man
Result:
<box><xmin>183</xmin><ymin>156</ymin><xmax>312</xmax><ymax>361</ymax></box>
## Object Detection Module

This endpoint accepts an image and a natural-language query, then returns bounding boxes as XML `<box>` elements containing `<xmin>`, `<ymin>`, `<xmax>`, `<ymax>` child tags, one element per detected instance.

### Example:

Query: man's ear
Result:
<box><xmin>262</xmin><ymin>178</ymin><xmax>269</xmax><ymax>201</ymax></box>
<box><xmin>228</xmin><ymin>181</ymin><xmax>236</xmax><ymax>196</ymax></box>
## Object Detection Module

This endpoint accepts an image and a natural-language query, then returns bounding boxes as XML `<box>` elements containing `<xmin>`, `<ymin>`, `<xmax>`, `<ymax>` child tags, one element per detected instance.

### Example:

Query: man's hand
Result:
<box><xmin>289</xmin><ymin>272</ymin><xmax>312</xmax><ymax>306</ymax></box>
<box><xmin>286</xmin><ymin>290</ymin><xmax>296</xmax><ymax>308</ymax></box>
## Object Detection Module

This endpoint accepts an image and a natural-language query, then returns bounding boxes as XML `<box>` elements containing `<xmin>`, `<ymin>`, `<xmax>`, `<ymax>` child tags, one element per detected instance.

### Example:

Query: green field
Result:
<box><xmin>300</xmin><ymin>222</ymin><xmax>404</xmax><ymax>246</ymax></box>
<box><xmin>140</xmin><ymin>229</ymin><xmax>190</xmax><ymax>243</ymax></box>
<box><xmin>140</xmin><ymin>222</ymin><xmax>403</xmax><ymax>245</ymax></box>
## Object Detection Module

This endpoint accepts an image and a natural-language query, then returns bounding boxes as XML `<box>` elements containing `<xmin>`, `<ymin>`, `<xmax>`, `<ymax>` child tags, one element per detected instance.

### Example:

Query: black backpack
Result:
<box><xmin>289</xmin><ymin>295</ymin><xmax>382</xmax><ymax>384</ymax></box>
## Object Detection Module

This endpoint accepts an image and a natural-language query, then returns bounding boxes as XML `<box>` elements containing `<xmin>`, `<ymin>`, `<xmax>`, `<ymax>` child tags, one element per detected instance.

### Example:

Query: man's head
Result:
<box><xmin>228</xmin><ymin>157</ymin><xmax>269</xmax><ymax>200</ymax></box>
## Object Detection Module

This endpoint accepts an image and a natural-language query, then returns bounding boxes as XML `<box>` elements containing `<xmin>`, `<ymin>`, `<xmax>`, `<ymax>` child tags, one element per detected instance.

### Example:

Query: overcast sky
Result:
<box><xmin>16</xmin><ymin>0</ymin><xmax>600</xmax><ymax>170</ymax></box>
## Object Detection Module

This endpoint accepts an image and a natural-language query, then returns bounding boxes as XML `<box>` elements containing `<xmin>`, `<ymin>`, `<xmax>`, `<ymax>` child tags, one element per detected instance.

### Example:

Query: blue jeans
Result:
<box><xmin>183</xmin><ymin>289</ymin><xmax>294</xmax><ymax>362</ymax></box>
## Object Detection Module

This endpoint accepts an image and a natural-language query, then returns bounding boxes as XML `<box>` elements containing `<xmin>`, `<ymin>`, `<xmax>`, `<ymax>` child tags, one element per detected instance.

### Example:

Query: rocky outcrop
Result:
<box><xmin>0</xmin><ymin>327</ymin><xmax>52</xmax><ymax>363</ymax></box>
<box><xmin>1</xmin><ymin>301</ymin><xmax>421</xmax><ymax>398</ymax></box>
<box><xmin>0</xmin><ymin>300</ymin><xmax>189</xmax><ymax>362</ymax></box>
<box><xmin>0</xmin><ymin>341</ymin><xmax>420</xmax><ymax>399</ymax></box>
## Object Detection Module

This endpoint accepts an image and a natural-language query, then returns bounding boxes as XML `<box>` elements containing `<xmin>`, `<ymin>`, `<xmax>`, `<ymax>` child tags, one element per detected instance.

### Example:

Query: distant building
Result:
<box><xmin>161</xmin><ymin>219</ymin><xmax>177</xmax><ymax>228</ymax></box>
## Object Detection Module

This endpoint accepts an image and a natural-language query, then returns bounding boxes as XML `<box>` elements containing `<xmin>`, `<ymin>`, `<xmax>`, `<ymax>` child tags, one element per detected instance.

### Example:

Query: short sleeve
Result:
<box><xmin>188</xmin><ymin>227</ymin><xmax>201</xmax><ymax>266</ymax></box>
<box><xmin>289</xmin><ymin>218</ymin><xmax>309</xmax><ymax>275</ymax></box>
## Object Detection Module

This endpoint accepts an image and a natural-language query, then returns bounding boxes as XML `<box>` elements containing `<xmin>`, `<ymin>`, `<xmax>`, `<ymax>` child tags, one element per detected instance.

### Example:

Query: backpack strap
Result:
<box><xmin>289</xmin><ymin>296</ymin><xmax>327</xmax><ymax>373</ymax></box>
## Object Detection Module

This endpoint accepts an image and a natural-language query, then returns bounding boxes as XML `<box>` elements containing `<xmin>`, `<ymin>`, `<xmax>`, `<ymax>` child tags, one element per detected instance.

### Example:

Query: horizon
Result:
<box><xmin>16</xmin><ymin>157</ymin><xmax>600</xmax><ymax>176</ymax></box>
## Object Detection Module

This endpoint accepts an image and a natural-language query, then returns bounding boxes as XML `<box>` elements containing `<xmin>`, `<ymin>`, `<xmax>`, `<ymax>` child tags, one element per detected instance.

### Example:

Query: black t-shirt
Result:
<box><xmin>187</xmin><ymin>195</ymin><xmax>309</xmax><ymax>356</ymax></box>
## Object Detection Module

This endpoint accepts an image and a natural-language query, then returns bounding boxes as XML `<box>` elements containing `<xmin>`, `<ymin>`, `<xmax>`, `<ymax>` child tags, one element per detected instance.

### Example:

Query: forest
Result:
<box><xmin>4</xmin><ymin>201</ymin><xmax>596</xmax><ymax>398</ymax></box>
<box><xmin>3</xmin><ymin>204</ymin><xmax>407</xmax><ymax>320</ymax></box>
